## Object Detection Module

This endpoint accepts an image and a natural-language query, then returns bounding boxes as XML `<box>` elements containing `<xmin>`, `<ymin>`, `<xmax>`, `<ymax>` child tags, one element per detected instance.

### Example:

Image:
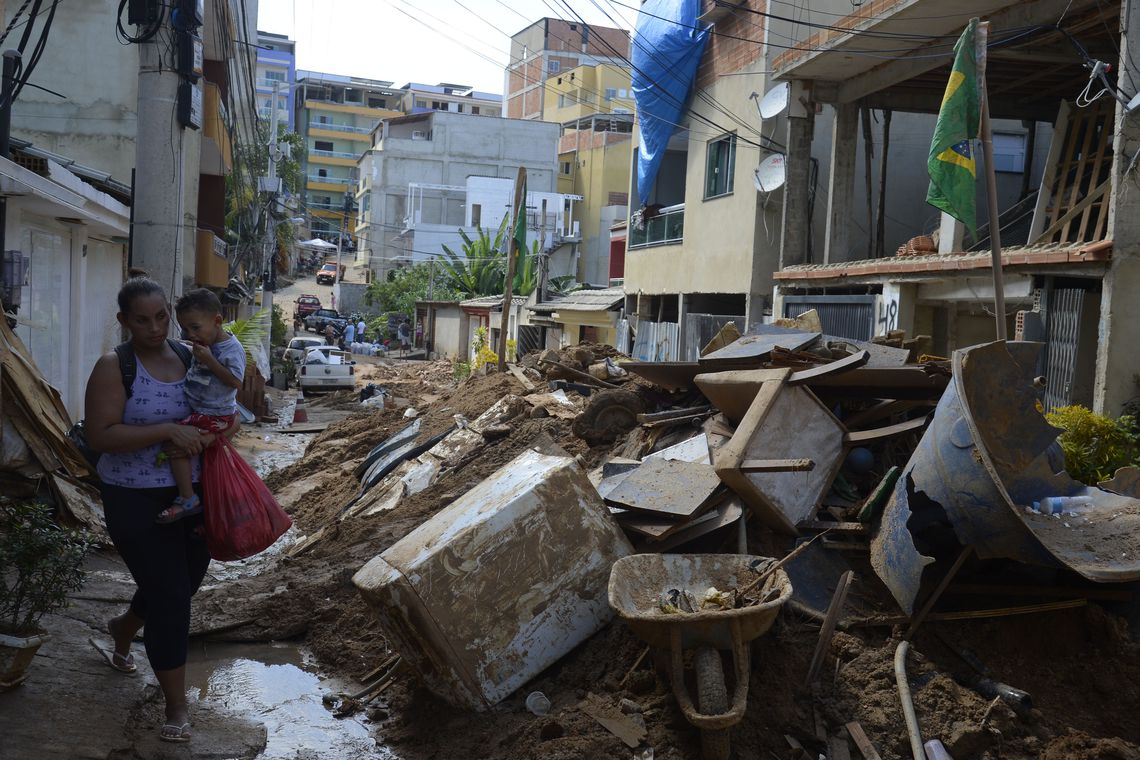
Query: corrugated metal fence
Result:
<box><xmin>632</xmin><ymin>320</ymin><xmax>679</xmax><ymax>362</ymax></box>
<box><xmin>783</xmin><ymin>295</ymin><xmax>876</xmax><ymax>341</ymax></box>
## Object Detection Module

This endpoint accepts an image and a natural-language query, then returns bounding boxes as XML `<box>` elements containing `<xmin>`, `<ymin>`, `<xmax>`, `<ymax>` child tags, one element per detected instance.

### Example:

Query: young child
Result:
<box><xmin>155</xmin><ymin>289</ymin><xmax>246</xmax><ymax>523</ymax></box>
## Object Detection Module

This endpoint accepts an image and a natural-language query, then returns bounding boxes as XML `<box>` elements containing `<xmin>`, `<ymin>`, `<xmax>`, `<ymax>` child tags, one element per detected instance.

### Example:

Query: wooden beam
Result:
<box><xmin>1031</xmin><ymin>178</ymin><xmax>1109</xmax><ymax>244</ymax></box>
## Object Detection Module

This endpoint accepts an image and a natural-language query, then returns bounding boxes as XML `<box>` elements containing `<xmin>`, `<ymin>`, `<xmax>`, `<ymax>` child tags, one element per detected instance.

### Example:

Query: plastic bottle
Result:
<box><xmin>1033</xmin><ymin>495</ymin><xmax>1094</xmax><ymax>515</ymax></box>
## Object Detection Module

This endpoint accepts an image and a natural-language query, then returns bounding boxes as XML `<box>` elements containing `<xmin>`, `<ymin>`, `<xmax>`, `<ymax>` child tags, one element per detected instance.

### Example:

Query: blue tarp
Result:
<box><xmin>632</xmin><ymin>0</ymin><xmax>711</xmax><ymax>205</ymax></box>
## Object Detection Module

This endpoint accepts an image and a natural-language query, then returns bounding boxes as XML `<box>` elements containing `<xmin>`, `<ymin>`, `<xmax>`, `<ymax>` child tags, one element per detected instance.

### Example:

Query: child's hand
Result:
<box><xmin>191</xmin><ymin>342</ymin><xmax>213</xmax><ymax>364</ymax></box>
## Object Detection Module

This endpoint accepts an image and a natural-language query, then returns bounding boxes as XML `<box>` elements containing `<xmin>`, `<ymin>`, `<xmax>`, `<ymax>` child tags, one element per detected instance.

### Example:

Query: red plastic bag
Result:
<box><xmin>200</xmin><ymin>429</ymin><xmax>292</xmax><ymax>561</ymax></box>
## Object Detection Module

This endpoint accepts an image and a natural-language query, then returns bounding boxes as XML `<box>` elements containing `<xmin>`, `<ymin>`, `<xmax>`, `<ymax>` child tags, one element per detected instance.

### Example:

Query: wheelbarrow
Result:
<box><xmin>608</xmin><ymin>554</ymin><xmax>792</xmax><ymax>760</ymax></box>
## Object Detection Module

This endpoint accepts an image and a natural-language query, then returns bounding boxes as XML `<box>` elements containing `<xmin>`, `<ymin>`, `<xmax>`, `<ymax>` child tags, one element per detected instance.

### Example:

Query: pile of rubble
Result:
<box><xmin>200</xmin><ymin>323</ymin><xmax>1140</xmax><ymax>760</ymax></box>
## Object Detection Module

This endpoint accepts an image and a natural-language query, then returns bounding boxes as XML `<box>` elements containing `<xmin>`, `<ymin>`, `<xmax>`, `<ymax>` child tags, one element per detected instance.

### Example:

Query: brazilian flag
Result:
<box><xmin>926</xmin><ymin>18</ymin><xmax>980</xmax><ymax>234</ymax></box>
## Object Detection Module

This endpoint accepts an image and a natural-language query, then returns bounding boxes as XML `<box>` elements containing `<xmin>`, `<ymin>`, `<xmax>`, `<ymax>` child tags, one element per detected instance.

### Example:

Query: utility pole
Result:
<box><xmin>426</xmin><ymin>256</ymin><xmax>435</xmax><ymax>358</ymax></box>
<box><xmin>498</xmin><ymin>167</ymin><xmax>526</xmax><ymax>371</ymax></box>
<box><xmin>132</xmin><ymin>3</ymin><xmax>201</xmax><ymax>297</ymax></box>
<box><xmin>0</xmin><ymin>50</ymin><xmax>20</xmax><ymax>269</ymax></box>
<box><xmin>260</xmin><ymin>80</ymin><xmax>282</xmax><ymax>363</ymax></box>
<box><xmin>333</xmin><ymin>189</ymin><xmax>352</xmax><ymax>311</ymax></box>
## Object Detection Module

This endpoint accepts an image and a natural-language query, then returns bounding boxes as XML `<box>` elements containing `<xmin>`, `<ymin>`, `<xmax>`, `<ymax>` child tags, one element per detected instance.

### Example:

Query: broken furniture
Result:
<box><xmin>871</xmin><ymin>340</ymin><xmax>1140</xmax><ymax>615</ymax></box>
<box><xmin>352</xmin><ymin>448</ymin><xmax>633</xmax><ymax>710</ymax></box>
<box><xmin>608</xmin><ymin>553</ymin><xmax>792</xmax><ymax>760</ymax></box>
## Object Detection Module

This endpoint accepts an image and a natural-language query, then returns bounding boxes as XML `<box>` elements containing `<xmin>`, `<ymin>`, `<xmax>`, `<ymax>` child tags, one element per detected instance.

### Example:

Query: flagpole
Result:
<box><xmin>977</xmin><ymin>21</ymin><xmax>1008</xmax><ymax>340</ymax></box>
<box><xmin>498</xmin><ymin>166</ymin><xmax>526</xmax><ymax>371</ymax></box>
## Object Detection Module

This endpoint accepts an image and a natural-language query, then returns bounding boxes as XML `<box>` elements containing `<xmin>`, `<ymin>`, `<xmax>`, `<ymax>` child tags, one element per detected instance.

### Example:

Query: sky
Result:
<box><xmin>255</xmin><ymin>0</ymin><xmax>639</xmax><ymax>95</ymax></box>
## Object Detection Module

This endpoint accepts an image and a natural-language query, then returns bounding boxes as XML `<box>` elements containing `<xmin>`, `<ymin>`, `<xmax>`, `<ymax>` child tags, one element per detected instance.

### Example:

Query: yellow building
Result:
<box><xmin>295</xmin><ymin>71</ymin><xmax>402</xmax><ymax>249</ymax></box>
<box><xmin>543</xmin><ymin>63</ymin><xmax>634</xmax><ymax>123</ymax></box>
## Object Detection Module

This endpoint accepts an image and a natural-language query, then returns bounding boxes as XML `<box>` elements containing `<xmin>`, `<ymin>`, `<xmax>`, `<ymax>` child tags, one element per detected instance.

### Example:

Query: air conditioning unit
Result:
<box><xmin>411</xmin><ymin>130</ymin><xmax>427</xmax><ymax>140</ymax></box>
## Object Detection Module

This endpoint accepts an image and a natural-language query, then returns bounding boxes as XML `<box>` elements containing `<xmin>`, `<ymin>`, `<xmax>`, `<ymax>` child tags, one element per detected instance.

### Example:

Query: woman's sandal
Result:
<box><xmin>158</xmin><ymin>722</ymin><xmax>191</xmax><ymax>743</ymax></box>
<box><xmin>155</xmin><ymin>495</ymin><xmax>202</xmax><ymax>524</ymax></box>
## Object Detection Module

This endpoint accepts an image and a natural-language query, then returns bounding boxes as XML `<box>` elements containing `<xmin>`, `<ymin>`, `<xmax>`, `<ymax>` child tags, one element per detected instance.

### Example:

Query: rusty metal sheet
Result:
<box><xmin>604</xmin><ymin>457</ymin><xmax>723</xmax><ymax>519</ymax></box>
<box><xmin>621</xmin><ymin>361</ymin><xmax>702</xmax><ymax>390</ymax></box>
<box><xmin>870</xmin><ymin>341</ymin><xmax>1140</xmax><ymax>615</ymax></box>
<box><xmin>353</xmin><ymin>449</ymin><xmax>633</xmax><ymax>711</ymax></box>
<box><xmin>698</xmin><ymin>328</ymin><xmax>819</xmax><ymax>370</ymax></box>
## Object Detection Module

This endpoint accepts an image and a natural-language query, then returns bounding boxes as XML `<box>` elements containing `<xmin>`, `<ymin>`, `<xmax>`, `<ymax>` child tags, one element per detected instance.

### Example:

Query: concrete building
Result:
<box><xmin>506</xmin><ymin>18</ymin><xmax>631</xmax><ymax>121</ymax></box>
<box><xmin>399</xmin><ymin>83</ymin><xmax>502</xmax><ymax>118</ymax></box>
<box><xmin>765</xmin><ymin>0</ymin><xmax>1131</xmax><ymax>413</ymax></box>
<box><xmin>256</xmin><ymin>30</ymin><xmax>296</xmax><ymax>130</ymax></box>
<box><xmin>354</xmin><ymin>111</ymin><xmax>561</xmax><ymax>277</ymax></box>
<box><xmin>294</xmin><ymin>70</ymin><xmax>403</xmax><ymax>244</ymax></box>
<box><xmin>621</xmin><ymin>0</ymin><xmax>1047</xmax><ymax>362</ymax></box>
<box><xmin>547</xmin><ymin>64</ymin><xmax>635</xmax><ymax>286</ymax></box>
<box><xmin>3</xmin><ymin>0</ymin><xmax>258</xmax><ymax>300</ymax></box>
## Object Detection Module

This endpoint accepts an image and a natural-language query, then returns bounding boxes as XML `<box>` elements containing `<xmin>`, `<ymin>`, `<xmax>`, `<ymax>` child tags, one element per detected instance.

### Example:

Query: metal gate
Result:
<box><xmin>517</xmin><ymin>325</ymin><xmax>543</xmax><ymax>356</ymax></box>
<box><xmin>1042</xmin><ymin>288</ymin><xmax>1084</xmax><ymax>412</ymax></box>
<box><xmin>782</xmin><ymin>295</ymin><xmax>876</xmax><ymax>341</ymax></box>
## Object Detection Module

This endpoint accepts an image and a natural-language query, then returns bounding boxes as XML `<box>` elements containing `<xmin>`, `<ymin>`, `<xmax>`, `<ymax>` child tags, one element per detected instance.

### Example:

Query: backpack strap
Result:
<box><xmin>113</xmin><ymin>339</ymin><xmax>193</xmax><ymax>400</ymax></box>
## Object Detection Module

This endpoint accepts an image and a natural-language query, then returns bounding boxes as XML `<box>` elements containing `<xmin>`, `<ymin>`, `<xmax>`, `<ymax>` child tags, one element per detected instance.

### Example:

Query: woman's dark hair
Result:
<box><xmin>117</xmin><ymin>277</ymin><xmax>166</xmax><ymax>314</ymax></box>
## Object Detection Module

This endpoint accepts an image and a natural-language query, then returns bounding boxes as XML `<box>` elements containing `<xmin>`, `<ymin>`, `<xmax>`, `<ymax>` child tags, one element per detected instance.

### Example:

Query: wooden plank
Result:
<box><xmin>618</xmin><ymin>505</ymin><xmax>722</xmax><ymax>541</ymax></box>
<box><xmin>739</xmin><ymin>458</ymin><xmax>815</xmax><ymax>473</ymax></box>
<box><xmin>829</xmin><ymin>735</ymin><xmax>853</xmax><ymax>760</ymax></box>
<box><xmin>787</xmin><ymin>349</ymin><xmax>870</xmax><ymax>385</ymax></box>
<box><xmin>944</xmin><ymin>582</ymin><xmax>1135</xmax><ymax>602</ymax></box>
<box><xmin>1046</xmin><ymin>106</ymin><xmax>1086</xmax><ymax>232</ymax></box>
<box><xmin>805</xmin><ymin>570</ymin><xmax>854</xmax><ymax>685</ymax></box>
<box><xmin>1076</xmin><ymin>106</ymin><xmax>1112</xmax><ymax>240</ymax></box>
<box><xmin>799</xmin><ymin>520</ymin><xmax>867</xmax><ymax>532</ymax></box>
<box><xmin>845</xmin><ymin>722</ymin><xmax>883</xmax><ymax>760</ymax></box>
<box><xmin>844</xmin><ymin>415</ymin><xmax>930</xmax><ymax>445</ymax></box>
<box><xmin>1028</xmin><ymin>101</ymin><xmax>1070</xmax><ymax>240</ymax></box>
<box><xmin>850</xmin><ymin>598</ymin><xmax>1088</xmax><ymax>627</ymax></box>
<box><xmin>906</xmin><ymin>546</ymin><xmax>972</xmax><ymax>640</ymax></box>
<box><xmin>843</xmin><ymin>400</ymin><xmax>928</xmax><ymax>429</ymax></box>
<box><xmin>506</xmin><ymin>363</ymin><xmax>536</xmax><ymax>391</ymax></box>
<box><xmin>1030</xmin><ymin>179</ymin><xmax>1109</xmax><ymax>245</ymax></box>
<box><xmin>579</xmin><ymin>693</ymin><xmax>647</xmax><ymax>749</ymax></box>
<box><xmin>1061</xmin><ymin>104</ymin><xmax>1098</xmax><ymax>241</ymax></box>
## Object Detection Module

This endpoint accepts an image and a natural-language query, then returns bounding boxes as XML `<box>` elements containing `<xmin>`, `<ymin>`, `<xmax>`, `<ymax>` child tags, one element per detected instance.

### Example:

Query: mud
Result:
<box><xmin>197</xmin><ymin>360</ymin><xmax>1140</xmax><ymax>760</ymax></box>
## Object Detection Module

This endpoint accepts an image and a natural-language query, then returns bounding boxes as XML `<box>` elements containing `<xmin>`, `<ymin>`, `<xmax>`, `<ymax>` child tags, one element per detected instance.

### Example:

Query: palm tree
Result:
<box><xmin>439</xmin><ymin>217</ymin><xmax>510</xmax><ymax>297</ymax></box>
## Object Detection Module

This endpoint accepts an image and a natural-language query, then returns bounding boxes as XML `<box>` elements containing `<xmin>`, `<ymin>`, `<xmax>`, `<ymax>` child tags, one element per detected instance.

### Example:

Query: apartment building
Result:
<box><xmin>355</xmin><ymin>111</ymin><xmax>561</xmax><ymax>278</ymax></box>
<box><xmin>506</xmin><ymin>18</ymin><xmax>631</xmax><ymax>121</ymax></box>
<box><xmin>255</xmin><ymin>30</ymin><xmax>296</xmax><ymax>130</ymax></box>
<box><xmin>399</xmin><ymin>82</ymin><xmax>502</xmax><ymax>118</ymax></box>
<box><xmin>547</xmin><ymin>63</ymin><xmax>634</xmax><ymax>286</ymax></box>
<box><xmin>294</xmin><ymin>71</ymin><xmax>403</xmax><ymax>245</ymax></box>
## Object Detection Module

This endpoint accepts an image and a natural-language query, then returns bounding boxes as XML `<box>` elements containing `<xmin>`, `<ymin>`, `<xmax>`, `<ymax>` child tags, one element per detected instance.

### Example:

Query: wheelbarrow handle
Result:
<box><xmin>668</xmin><ymin>620</ymin><xmax>751</xmax><ymax>730</ymax></box>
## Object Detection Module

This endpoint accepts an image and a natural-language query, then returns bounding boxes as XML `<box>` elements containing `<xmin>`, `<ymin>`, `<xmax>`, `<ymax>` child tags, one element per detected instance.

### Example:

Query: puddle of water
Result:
<box><xmin>186</xmin><ymin>641</ymin><xmax>396</xmax><ymax>760</ymax></box>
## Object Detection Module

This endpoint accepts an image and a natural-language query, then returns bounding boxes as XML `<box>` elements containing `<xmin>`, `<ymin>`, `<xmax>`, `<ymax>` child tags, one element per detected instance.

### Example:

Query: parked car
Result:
<box><xmin>293</xmin><ymin>294</ymin><xmax>321</xmax><ymax>321</ymax></box>
<box><xmin>298</xmin><ymin>346</ymin><xmax>355</xmax><ymax>395</ymax></box>
<box><xmin>316</xmin><ymin>263</ymin><xmax>338</xmax><ymax>285</ymax></box>
<box><xmin>284</xmin><ymin>336</ymin><xmax>325</xmax><ymax>364</ymax></box>
<box><xmin>304</xmin><ymin>308</ymin><xmax>348</xmax><ymax>334</ymax></box>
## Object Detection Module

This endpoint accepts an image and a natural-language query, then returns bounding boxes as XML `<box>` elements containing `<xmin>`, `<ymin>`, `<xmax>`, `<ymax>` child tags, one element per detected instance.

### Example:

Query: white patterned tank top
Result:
<box><xmin>95</xmin><ymin>357</ymin><xmax>201</xmax><ymax>488</ymax></box>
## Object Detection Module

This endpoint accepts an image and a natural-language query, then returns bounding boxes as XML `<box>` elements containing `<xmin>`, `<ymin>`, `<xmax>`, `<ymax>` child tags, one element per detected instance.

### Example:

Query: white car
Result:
<box><xmin>285</xmin><ymin>336</ymin><xmax>326</xmax><ymax>364</ymax></box>
<box><xmin>298</xmin><ymin>346</ymin><xmax>356</xmax><ymax>395</ymax></box>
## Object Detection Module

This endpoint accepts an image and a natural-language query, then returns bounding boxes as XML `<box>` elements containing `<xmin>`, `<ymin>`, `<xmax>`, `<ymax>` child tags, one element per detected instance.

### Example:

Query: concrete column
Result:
<box><xmin>1094</xmin><ymin>0</ymin><xmax>1140</xmax><ymax>414</ymax></box>
<box><xmin>132</xmin><ymin>38</ymin><xmax>187</xmax><ymax>296</ymax></box>
<box><xmin>677</xmin><ymin>293</ymin><xmax>689</xmax><ymax>360</ymax></box>
<box><xmin>824</xmin><ymin>103</ymin><xmax>858</xmax><ymax>264</ymax></box>
<box><xmin>779</xmin><ymin>91</ymin><xmax>816</xmax><ymax>268</ymax></box>
<box><xmin>67</xmin><ymin>223</ymin><xmax>88</xmax><ymax>418</ymax></box>
<box><xmin>938</xmin><ymin>213</ymin><xmax>964</xmax><ymax>253</ymax></box>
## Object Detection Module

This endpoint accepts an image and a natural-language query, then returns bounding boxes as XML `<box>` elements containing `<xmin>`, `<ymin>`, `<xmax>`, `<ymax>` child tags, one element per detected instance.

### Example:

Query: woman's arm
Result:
<box><xmin>83</xmin><ymin>354</ymin><xmax>204</xmax><ymax>455</ymax></box>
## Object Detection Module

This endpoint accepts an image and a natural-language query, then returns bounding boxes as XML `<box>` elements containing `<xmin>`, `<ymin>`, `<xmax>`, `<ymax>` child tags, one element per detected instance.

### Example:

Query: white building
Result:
<box><xmin>398</xmin><ymin>83</ymin><xmax>502</xmax><ymax>118</ymax></box>
<box><xmin>355</xmin><ymin>111</ymin><xmax>561</xmax><ymax>276</ymax></box>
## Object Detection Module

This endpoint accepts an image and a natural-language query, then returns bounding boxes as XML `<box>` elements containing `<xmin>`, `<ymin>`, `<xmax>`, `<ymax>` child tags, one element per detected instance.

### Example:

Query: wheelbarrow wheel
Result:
<box><xmin>694</xmin><ymin>646</ymin><xmax>731</xmax><ymax>760</ymax></box>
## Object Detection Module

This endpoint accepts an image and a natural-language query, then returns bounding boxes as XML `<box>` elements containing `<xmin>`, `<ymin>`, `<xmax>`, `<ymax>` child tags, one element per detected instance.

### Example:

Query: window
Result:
<box><xmin>472</xmin><ymin>106</ymin><xmax>480</xmax><ymax>115</ymax></box>
<box><xmin>619</xmin><ymin>88</ymin><xmax>628</xmax><ymax>98</ymax></box>
<box><xmin>265</xmin><ymin>70</ymin><xmax>286</xmax><ymax>82</ymax></box>
<box><xmin>471</xmin><ymin>204</ymin><xmax>481</xmax><ymax>227</ymax></box>
<box><xmin>561</xmin><ymin>161</ymin><xmax>572</xmax><ymax>175</ymax></box>
<box><xmin>416</xmin><ymin>99</ymin><xmax>427</xmax><ymax>108</ymax></box>
<box><xmin>457</xmin><ymin>104</ymin><xmax>464</xmax><ymax>113</ymax></box>
<box><xmin>317</xmin><ymin>115</ymin><xmax>331</xmax><ymax>124</ymax></box>
<box><xmin>604</xmin><ymin>88</ymin><xmax>617</xmax><ymax>101</ymax></box>
<box><xmin>368</xmin><ymin>97</ymin><xmax>387</xmax><ymax>108</ymax></box>
<box><xmin>314</xmin><ymin>140</ymin><xmax>334</xmax><ymax>152</ymax></box>
<box><xmin>992</xmin><ymin>132</ymin><xmax>1028</xmax><ymax>173</ymax></box>
<box><xmin>705</xmin><ymin>134</ymin><xmax>737</xmax><ymax>199</ymax></box>
<box><xmin>318</xmin><ymin>168</ymin><xmax>328</xmax><ymax>178</ymax></box>
<box><xmin>548</xmin><ymin>60</ymin><xmax>560</xmax><ymax>73</ymax></box>
<box><xmin>432</xmin><ymin>100</ymin><xmax>446</xmax><ymax>110</ymax></box>
<box><xmin>558</xmin><ymin>94</ymin><xmax>566</xmax><ymax>108</ymax></box>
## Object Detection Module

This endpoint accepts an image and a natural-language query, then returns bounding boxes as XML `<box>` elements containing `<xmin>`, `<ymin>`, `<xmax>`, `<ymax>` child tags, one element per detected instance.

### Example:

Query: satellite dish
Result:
<box><xmin>753</xmin><ymin>153</ymin><xmax>786</xmax><ymax>193</ymax></box>
<box><xmin>759</xmin><ymin>82</ymin><xmax>790</xmax><ymax>120</ymax></box>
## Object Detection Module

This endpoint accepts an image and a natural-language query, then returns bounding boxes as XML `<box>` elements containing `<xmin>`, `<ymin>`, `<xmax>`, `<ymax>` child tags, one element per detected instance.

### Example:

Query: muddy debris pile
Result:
<box><xmin>203</xmin><ymin>317</ymin><xmax>1140</xmax><ymax>760</ymax></box>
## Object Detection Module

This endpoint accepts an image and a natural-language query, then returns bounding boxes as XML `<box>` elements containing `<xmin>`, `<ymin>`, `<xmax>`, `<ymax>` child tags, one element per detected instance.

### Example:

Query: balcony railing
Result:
<box><xmin>307</xmin><ymin>175</ymin><xmax>354</xmax><ymax>185</ymax></box>
<box><xmin>309</xmin><ymin>121</ymin><xmax>373</xmax><ymax>135</ymax></box>
<box><xmin>627</xmin><ymin>206</ymin><xmax>684</xmax><ymax>249</ymax></box>
<box><xmin>310</xmin><ymin>148</ymin><xmax>360</xmax><ymax>160</ymax></box>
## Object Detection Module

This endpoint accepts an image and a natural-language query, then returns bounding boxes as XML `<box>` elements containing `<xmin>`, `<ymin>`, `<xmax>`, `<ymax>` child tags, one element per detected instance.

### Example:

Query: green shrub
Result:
<box><xmin>0</xmin><ymin>501</ymin><xmax>91</xmax><ymax>635</ymax></box>
<box><xmin>1045</xmin><ymin>405</ymin><xmax>1140</xmax><ymax>485</ymax></box>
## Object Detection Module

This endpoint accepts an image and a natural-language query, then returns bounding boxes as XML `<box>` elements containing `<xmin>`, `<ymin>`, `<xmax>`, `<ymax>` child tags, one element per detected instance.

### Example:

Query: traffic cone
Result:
<box><xmin>291</xmin><ymin>398</ymin><xmax>310</xmax><ymax>428</ymax></box>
